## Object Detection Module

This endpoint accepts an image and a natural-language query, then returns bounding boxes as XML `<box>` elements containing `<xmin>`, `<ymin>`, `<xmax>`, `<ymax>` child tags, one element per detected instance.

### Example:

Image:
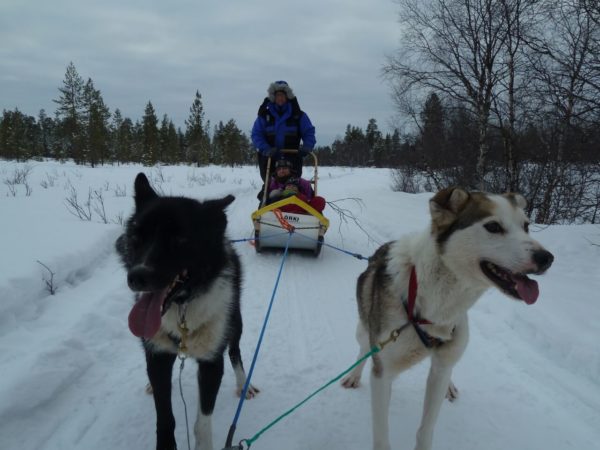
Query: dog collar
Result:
<box><xmin>161</xmin><ymin>271</ymin><xmax>191</xmax><ymax>315</ymax></box>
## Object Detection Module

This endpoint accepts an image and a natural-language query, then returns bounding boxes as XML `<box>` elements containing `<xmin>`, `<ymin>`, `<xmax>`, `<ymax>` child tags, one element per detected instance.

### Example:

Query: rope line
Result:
<box><xmin>224</xmin><ymin>231</ymin><xmax>294</xmax><ymax>448</ymax></box>
<box><xmin>178</xmin><ymin>358</ymin><xmax>192</xmax><ymax>450</ymax></box>
<box><xmin>255</xmin><ymin>220</ymin><xmax>321</xmax><ymax>231</ymax></box>
<box><xmin>237</xmin><ymin>324</ymin><xmax>411</xmax><ymax>448</ymax></box>
<box><xmin>229</xmin><ymin>230</ymin><xmax>291</xmax><ymax>244</ymax></box>
<box><xmin>229</xmin><ymin>230</ymin><xmax>369</xmax><ymax>261</ymax></box>
<box><xmin>292</xmin><ymin>232</ymin><xmax>370</xmax><ymax>261</ymax></box>
<box><xmin>241</xmin><ymin>345</ymin><xmax>380</xmax><ymax>448</ymax></box>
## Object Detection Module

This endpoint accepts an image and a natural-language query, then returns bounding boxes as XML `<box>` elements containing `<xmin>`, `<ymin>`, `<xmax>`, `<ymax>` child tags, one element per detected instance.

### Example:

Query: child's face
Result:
<box><xmin>276</xmin><ymin>166</ymin><xmax>290</xmax><ymax>177</ymax></box>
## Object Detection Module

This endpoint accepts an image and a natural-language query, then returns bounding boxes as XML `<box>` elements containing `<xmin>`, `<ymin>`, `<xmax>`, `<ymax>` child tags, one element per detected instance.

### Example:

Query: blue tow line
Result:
<box><xmin>229</xmin><ymin>231</ymin><xmax>290</xmax><ymax>245</ymax></box>
<box><xmin>293</xmin><ymin>232</ymin><xmax>370</xmax><ymax>261</ymax></box>
<box><xmin>224</xmin><ymin>231</ymin><xmax>294</xmax><ymax>448</ymax></box>
<box><xmin>230</xmin><ymin>231</ymin><xmax>369</xmax><ymax>261</ymax></box>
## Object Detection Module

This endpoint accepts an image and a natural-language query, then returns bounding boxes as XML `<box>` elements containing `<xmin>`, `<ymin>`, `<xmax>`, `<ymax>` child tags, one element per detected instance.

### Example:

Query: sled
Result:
<box><xmin>251</xmin><ymin>150</ymin><xmax>329</xmax><ymax>256</ymax></box>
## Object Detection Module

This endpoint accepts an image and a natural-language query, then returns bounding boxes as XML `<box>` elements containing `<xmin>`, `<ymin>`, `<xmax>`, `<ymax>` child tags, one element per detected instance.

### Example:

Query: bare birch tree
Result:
<box><xmin>491</xmin><ymin>0</ymin><xmax>539</xmax><ymax>191</ymax></box>
<box><xmin>526</xmin><ymin>0</ymin><xmax>600</xmax><ymax>223</ymax></box>
<box><xmin>384</xmin><ymin>0</ymin><xmax>514</xmax><ymax>189</ymax></box>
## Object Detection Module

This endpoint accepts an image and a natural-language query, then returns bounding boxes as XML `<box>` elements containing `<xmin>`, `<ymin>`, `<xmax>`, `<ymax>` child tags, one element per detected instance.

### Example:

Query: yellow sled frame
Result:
<box><xmin>251</xmin><ymin>151</ymin><xmax>329</xmax><ymax>255</ymax></box>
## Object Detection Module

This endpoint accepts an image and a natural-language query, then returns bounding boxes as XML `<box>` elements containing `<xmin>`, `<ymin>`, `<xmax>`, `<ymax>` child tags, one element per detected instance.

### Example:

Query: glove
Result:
<box><xmin>269</xmin><ymin>188</ymin><xmax>283</xmax><ymax>199</ymax></box>
<box><xmin>264</xmin><ymin>147</ymin><xmax>278</xmax><ymax>157</ymax></box>
<box><xmin>298</xmin><ymin>147</ymin><xmax>311</xmax><ymax>157</ymax></box>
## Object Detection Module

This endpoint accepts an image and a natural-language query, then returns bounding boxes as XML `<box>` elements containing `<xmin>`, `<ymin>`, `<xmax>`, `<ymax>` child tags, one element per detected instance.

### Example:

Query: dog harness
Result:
<box><xmin>403</xmin><ymin>267</ymin><xmax>445</xmax><ymax>349</ymax></box>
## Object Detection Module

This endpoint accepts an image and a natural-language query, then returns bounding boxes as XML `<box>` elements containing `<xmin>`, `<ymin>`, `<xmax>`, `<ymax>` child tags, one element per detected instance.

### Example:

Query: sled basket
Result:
<box><xmin>251</xmin><ymin>196</ymin><xmax>329</xmax><ymax>256</ymax></box>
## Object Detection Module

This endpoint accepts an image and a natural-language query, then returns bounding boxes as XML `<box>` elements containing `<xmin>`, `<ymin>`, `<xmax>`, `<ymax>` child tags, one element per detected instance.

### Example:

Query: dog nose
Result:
<box><xmin>533</xmin><ymin>249</ymin><xmax>554</xmax><ymax>273</ymax></box>
<box><xmin>127</xmin><ymin>267</ymin><xmax>152</xmax><ymax>291</ymax></box>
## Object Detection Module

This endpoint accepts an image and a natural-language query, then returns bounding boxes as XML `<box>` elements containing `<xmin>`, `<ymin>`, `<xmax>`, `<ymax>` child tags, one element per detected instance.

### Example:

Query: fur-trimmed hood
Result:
<box><xmin>268</xmin><ymin>80</ymin><xmax>296</xmax><ymax>102</ymax></box>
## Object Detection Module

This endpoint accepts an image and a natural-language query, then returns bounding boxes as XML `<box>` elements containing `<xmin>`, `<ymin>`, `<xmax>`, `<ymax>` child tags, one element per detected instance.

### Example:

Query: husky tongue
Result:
<box><xmin>128</xmin><ymin>289</ymin><xmax>168</xmax><ymax>338</ymax></box>
<box><xmin>514</xmin><ymin>275</ymin><xmax>539</xmax><ymax>305</ymax></box>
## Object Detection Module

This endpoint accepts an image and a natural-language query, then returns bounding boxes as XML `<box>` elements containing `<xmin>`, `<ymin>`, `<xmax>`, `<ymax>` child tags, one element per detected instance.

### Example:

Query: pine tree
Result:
<box><xmin>159</xmin><ymin>114</ymin><xmax>180</xmax><ymax>164</ymax></box>
<box><xmin>141</xmin><ymin>101</ymin><xmax>159</xmax><ymax>165</ymax></box>
<box><xmin>38</xmin><ymin>109</ymin><xmax>57</xmax><ymax>158</ymax></box>
<box><xmin>365</xmin><ymin>118</ymin><xmax>382</xmax><ymax>164</ymax></box>
<box><xmin>177</xmin><ymin>128</ymin><xmax>186</xmax><ymax>163</ymax></box>
<box><xmin>343</xmin><ymin>125</ymin><xmax>369</xmax><ymax>166</ymax></box>
<box><xmin>0</xmin><ymin>109</ymin><xmax>16</xmax><ymax>159</ymax></box>
<box><xmin>53</xmin><ymin>62</ymin><xmax>85</xmax><ymax>163</ymax></box>
<box><xmin>390</xmin><ymin>129</ymin><xmax>403</xmax><ymax>166</ymax></box>
<box><xmin>212</xmin><ymin>119</ymin><xmax>248</xmax><ymax>167</ymax></box>
<box><xmin>0</xmin><ymin>109</ymin><xmax>39</xmax><ymax>161</ymax></box>
<box><xmin>185</xmin><ymin>91</ymin><xmax>211</xmax><ymax>166</ymax></box>
<box><xmin>419</xmin><ymin>93</ymin><xmax>446</xmax><ymax>169</ymax></box>
<box><xmin>110</xmin><ymin>108</ymin><xmax>124</xmax><ymax>163</ymax></box>
<box><xmin>158</xmin><ymin>114</ymin><xmax>169</xmax><ymax>164</ymax></box>
<box><xmin>131</xmin><ymin>120</ymin><xmax>144</xmax><ymax>163</ymax></box>
<box><xmin>110</xmin><ymin>109</ymin><xmax>136</xmax><ymax>163</ymax></box>
<box><xmin>82</xmin><ymin>78</ymin><xmax>111</xmax><ymax>166</ymax></box>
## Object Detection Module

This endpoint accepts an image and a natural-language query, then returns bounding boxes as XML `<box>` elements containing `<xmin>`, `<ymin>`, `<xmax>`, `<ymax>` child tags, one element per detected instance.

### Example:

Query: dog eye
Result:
<box><xmin>484</xmin><ymin>221</ymin><xmax>504</xmax><ymax>234</ymax></box>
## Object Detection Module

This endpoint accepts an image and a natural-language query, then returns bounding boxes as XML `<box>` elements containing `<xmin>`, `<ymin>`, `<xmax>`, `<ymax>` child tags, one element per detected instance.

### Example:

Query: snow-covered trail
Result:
<box><xmin>0</xmin><ymin>167</ymin><xmax>373</xmax><ymax>450</ymax></box>
<box><xmin>1</xmin><ymin>162</ymin><xmax>599</xmax><ymax>450</ymax></box>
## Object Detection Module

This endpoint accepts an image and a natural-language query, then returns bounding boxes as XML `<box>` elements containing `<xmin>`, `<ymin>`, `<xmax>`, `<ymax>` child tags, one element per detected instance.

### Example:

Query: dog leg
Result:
<box><xmin>146</xmin><ymin>348</ymin><xmax>177</xmax><ymax>450</ymax></box>
<box><xmin>229</xmin><ymin>349</ymin><xmax>259</xmax><ymax>398</ymax></box>
<box><xmin>414</xmin><ymin>356</ymin><xmax>453</xmax><ymax>450</ymax></box>
<box><xmin>195</xmin><ymin>356</ymin><xmax>224</xmax><ymax>450</ymax></box>
<box><xmin>370</xmin><ymin>368</ymin><xmax>394</xmax><ymax>450</ymax></box>
<box><xmin>228</xmin><ymin>307</ymin><xmax>259</xmax><ymax>398</ymax></box>
<box><xmin>415</xmin><ymin>322</ymin><xmax>468</xmax><ymax>450</ymax></box>
<box><xmin>194</xmin><ymin>414</ymin><xmax>212</xmax><ymax>450</ymax></box>
<box><xmin>341</xmin><ymin>322</ymin><xmax>370</xmax><ymax>389</ymax></box>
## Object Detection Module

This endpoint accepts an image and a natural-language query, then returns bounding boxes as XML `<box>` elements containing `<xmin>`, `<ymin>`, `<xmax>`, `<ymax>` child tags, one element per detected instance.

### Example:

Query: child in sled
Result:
<box><xmin>267</xmin><ymin>158</ymin><xmax>325</xmax><ymax>214</ymax></box>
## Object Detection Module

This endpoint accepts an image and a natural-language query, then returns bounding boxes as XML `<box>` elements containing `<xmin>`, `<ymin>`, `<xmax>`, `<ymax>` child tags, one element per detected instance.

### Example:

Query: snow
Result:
<box><xmin>0</xmin><ymin>160</ymin><xmax>599</xmax><ymax>450</ymax></box>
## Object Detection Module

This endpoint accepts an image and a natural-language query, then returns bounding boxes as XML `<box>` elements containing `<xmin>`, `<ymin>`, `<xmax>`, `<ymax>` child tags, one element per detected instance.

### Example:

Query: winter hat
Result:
<box><xmin>268</xmin><ymin>80</ymin><xmax>296</xmax><ymax>102</ymax></box>
<box><xmin>275</xmin><ymin>158</ymin><xmax>294</xmax><ymax>169</ymax></box>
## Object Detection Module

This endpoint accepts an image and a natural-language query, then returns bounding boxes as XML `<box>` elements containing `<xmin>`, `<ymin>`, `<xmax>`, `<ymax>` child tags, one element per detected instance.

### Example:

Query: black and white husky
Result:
<box><xmin>116</xmin><ymin>173</ymin><xmax>257</xmax><ymax>450</ymax></box>
<box><xmin>341</xmin><ymin>187</ymin><xmax>554</xmax><ymax>450</ymax></box>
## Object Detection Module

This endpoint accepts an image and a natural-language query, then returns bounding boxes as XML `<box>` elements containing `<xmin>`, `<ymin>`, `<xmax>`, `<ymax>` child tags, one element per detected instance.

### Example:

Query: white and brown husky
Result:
<box><xmin>342</xmin><ymin>187</ymin><xmax>553</xmax><ymax>450</ymax></box>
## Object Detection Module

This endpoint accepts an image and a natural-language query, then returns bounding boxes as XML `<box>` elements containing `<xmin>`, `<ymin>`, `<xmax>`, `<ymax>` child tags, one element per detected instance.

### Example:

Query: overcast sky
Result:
<box><xmin>0</xmin><ymin>0</ymin><xmax>401</xmax><ymax>146</ymax></box>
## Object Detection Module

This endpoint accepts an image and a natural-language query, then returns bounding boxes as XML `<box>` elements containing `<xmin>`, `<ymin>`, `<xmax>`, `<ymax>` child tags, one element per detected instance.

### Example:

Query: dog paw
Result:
<box><xmin>445</xmin><ymin>381</ymin><xmax>459</xmax><ymax>402</ymax></box>
<box><xmin>237</xmin><ymin>384</ymin><xmax>260</xmax><ymax>399</ymax></box>
<box><xmin>341</xmin><ymin>374</ymin><xmax>361</xmax><ymax>389</ymax></box>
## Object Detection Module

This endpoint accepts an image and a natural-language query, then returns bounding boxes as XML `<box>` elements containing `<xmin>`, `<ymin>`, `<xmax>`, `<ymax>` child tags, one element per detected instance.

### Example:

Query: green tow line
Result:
<box><xmin>240</xmin><ymin>345</ymin><xmax>381</xmax><ymax>448</ymax></box>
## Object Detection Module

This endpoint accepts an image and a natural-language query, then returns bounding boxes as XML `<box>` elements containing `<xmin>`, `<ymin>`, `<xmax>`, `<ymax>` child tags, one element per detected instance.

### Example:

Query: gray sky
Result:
<box><xmin>0</xmin><ymin>0</ymin><xmax>401</xmax><ymax>146</ymax></box>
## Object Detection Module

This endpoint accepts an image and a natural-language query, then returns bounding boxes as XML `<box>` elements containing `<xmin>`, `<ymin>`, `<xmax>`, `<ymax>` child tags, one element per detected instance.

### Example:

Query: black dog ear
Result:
<box><xmin>205</xmin><ymin>194</ymin><xmax>235</xmax><ymax>210</ymax></box>
<box><xmin>134</xmin><ymin>173</ymin><xmax>158</xmax><ymax>208</ymax></box>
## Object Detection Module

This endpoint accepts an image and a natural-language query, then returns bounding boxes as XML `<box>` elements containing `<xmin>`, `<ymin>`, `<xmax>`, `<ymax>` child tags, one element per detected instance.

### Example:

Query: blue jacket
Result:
<box><xmin>251</xmin><ymin>98</ymin><xmax>316</xmax><ymax>156</ymax></box>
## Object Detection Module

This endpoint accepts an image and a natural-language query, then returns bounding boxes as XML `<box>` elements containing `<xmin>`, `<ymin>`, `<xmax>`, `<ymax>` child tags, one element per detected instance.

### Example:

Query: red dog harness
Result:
<box><xmin>404</xmin><ymin>267</ymin><xmax>445</xmax><ymax>348</ymax></box>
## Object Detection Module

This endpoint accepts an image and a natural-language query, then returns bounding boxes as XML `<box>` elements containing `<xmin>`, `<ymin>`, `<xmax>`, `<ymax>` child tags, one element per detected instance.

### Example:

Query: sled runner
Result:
<box><xmin>252</xmin><ymin>150</ymin><xmax>329</xmax><ymax>256</ymax></box>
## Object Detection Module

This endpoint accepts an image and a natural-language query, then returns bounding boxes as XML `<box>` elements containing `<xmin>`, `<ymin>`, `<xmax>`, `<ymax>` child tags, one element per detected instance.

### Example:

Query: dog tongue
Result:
<box><xmin>128</xmin><ymin>290</ymin><xmax>167</xmax><ymax>338</ymax></box>
<box><xmin>514</xmin><ymin>275</ymin><xmax>539</xmax><ymax>305</ymax></box>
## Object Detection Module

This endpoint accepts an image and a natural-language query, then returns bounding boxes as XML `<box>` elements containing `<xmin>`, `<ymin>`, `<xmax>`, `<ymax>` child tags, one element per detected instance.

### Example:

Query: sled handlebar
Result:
<box><xmin>280</xmin><ymin>149</ymin><xmax>317</xmax><ymax>165</ymax></box>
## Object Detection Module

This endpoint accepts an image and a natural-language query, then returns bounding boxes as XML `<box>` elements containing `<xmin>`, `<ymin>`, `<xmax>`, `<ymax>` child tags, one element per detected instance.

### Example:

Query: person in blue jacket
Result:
<box><xmin>251</xmin><ymin>80</ymin><xmax>316</xmax><ymax>181</ymax></box>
